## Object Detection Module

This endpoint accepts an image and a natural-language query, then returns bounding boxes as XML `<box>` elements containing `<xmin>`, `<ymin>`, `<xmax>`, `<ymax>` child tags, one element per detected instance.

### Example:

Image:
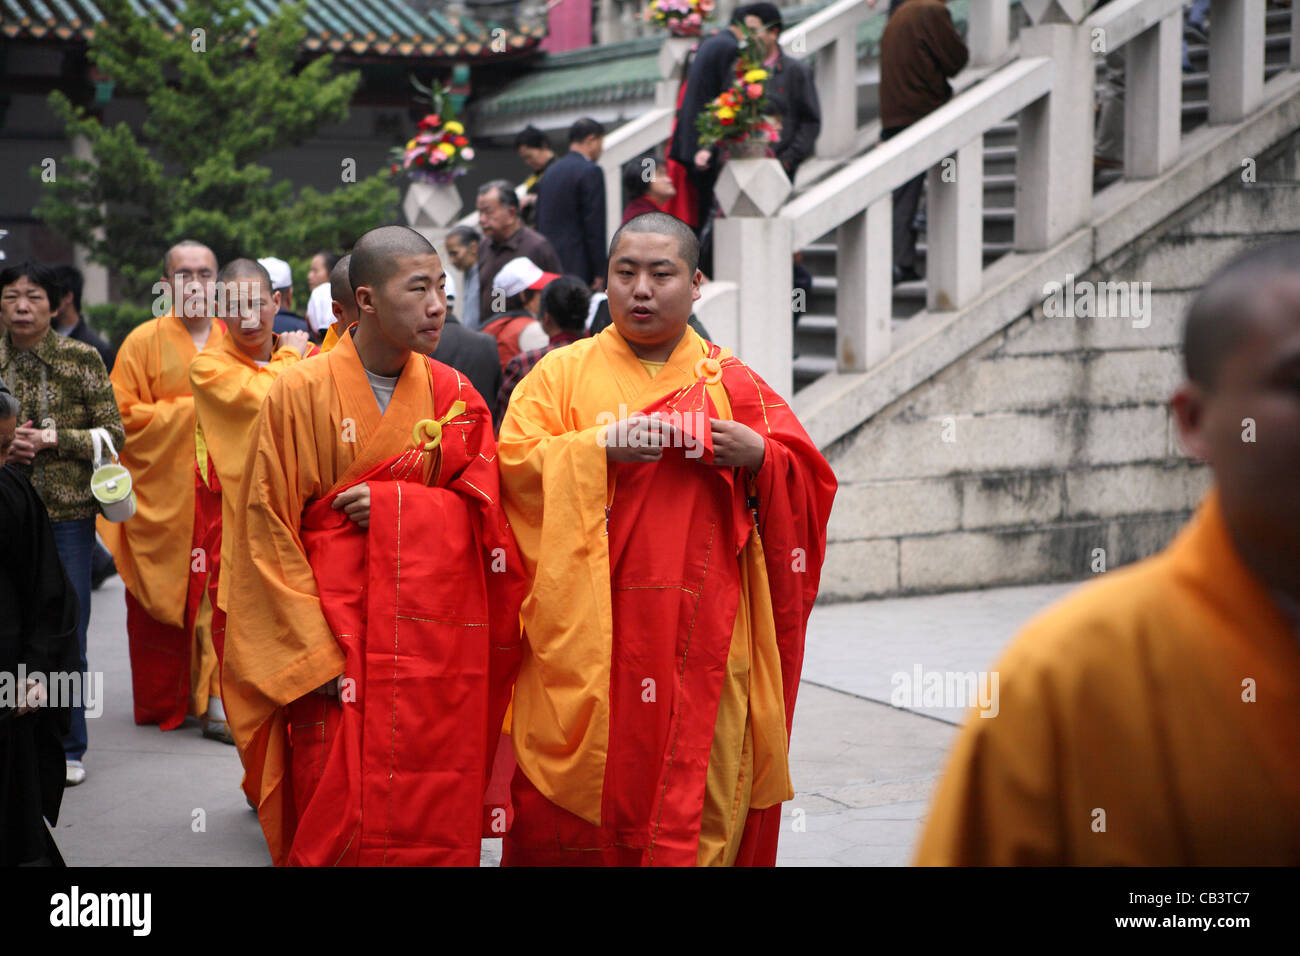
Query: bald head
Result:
<box><xmin>610</xmin><ymin>212</ymin><xmax>699</xmax><ymax>274</ymax></box>
<box><xmin>1184</xmin><ymin>239</ymin><xmax>1300</xmax><ymax>390</ymax></box>
<box><xmin>330</xmin><ymin>253</ymin><xmax>354</xmax><ymax>304</ymax></box>
<box><xmin>218</xmin><ymin>257</ymin><xmax>272</xmax><ymax>287</ymax></box>
<box><xmin>164</xmin><ymin>239</ymin><xmax>216</xmax><ymax>277</ymax></box>
<box><xmin>349</xmin><ymin>226</ymin><xmax>437</xmax><ymax>294</ymax></box>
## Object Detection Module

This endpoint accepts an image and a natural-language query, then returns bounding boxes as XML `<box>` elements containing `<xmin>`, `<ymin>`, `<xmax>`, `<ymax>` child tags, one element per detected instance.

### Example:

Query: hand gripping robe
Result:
<box><xmin>99</xmin><ymin>314</ymin><xmax>225</xmax><ymax>728</ymax></box>
<box><xmin>497</xmin><ymin>326</ymin><xmax>837</xmax><ymax>866</ymax></box>
<box><xmin>915</xmin><ymin>489</ymin><xmax>1300</xmax><ymax>865</ymax></box>
<box><xmin>186</xmin><ymin>334</ymin><xmax>310</xmax><ymax>714</ymax></box>
<box><xmin>222</xmin><ymin>331</ymin><xmax>524</xmax><ymax>866</ymax></box>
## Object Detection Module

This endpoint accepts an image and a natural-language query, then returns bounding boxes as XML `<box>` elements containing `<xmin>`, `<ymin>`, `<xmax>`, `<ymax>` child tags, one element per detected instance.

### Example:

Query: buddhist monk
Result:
<box><xmin>915</xmin><ymin>239</ymin><xmax>1300</xmax><ymax>865</ymax></box>
<box><xmin>318</xmin><ymin>253</ymin><xmax>356</xmax><ymax>354</ymax></box>
<box><xmin>100</xmin><ymin>240</ymin><xmax>225</xmax><ymax>730</ymax></box>
<box><xmin>186</xmin><ymin>259</ymin><xmax>312</xmax><ymax>744</ymax></box>
<box><xmin>497</xmin><ymin>212</ymin><xmax>837</xmax><ymax>866</ymax></box>
<box><xmin>222</xmin><ymin>226</ymin><xmax>524</xmax><ymax>866</ymax></box>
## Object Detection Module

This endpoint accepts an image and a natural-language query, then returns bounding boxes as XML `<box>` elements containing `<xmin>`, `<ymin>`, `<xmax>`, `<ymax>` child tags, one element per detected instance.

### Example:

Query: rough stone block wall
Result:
<box><xmin>821</xmin><ymin>133</ymin><xmax>1300</xmax><ymax>601</ymax></box>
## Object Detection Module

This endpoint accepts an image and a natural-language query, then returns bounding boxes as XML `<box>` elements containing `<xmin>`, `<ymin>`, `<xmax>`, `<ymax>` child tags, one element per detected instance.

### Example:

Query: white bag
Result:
<box><xmin>89</xmin><ymin>428</ymin><xmax>136</xmax><ymax>522</ymax></box>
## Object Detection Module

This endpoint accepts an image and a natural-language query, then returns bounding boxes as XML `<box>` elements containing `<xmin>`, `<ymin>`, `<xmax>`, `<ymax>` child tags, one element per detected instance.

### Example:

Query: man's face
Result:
<box><xmin>166</xmin><ymin>245</ymin><xmax>217</xmax><ymax>318</ymax></box>
<box><xmin>1</xmin><ymin>275</ymin><xmax>54</xmax><ymax>344</ymax></box>
<box><xmin>1174</xmin><ymin>276</ymin><xmax>1300</xmax><ymax>550</ymax></box>
<box><xmin>358</xmin><ymin>253</ymin><xmax>447</xmax><ymax>355</ymax></box>
<box><xmin>607</xmin><ymin>232</ymin><xmax>701</xmax><ymax>350</ymax></box>
<box><xmin>228</xmin><ymin>277</ymin><xmax>279</xmax><ymax>359</ymax></box>
<box><xmin>648</xmin><ymin>167</ymin><xmax>677</xmax><ymax>205</ymax></box>
<box><xmin>445</xmin><ymin>236</ymin><xmax>477</xmax><ymax>272</ymax></box>
<box><xmin>517</xmin><ymin>145</ymin><xmax>549</xmax><ymax>172</ymax></box>
<box><xmin>475</xmin><ymin>190</ymin><xmax>519</xmax><ymax>244</ymax></box>
<box><xmin>308</xmin><ymin>254</ymin><xmax>330</xmax><ymax>291</ymax></box>
<box><xmin>744</xmin><ymin>16</ymin><xmax>780</xmax><ymax>57</ymax></box>
<box><xmin>578</xmin><ymin>135</ymin><xmax>604</xmax><ymax>161</ymax></box>
<box><xmin>0</xmin><ymin>416</ymin><xmax>16</xmax><ymax>464</ymax></box>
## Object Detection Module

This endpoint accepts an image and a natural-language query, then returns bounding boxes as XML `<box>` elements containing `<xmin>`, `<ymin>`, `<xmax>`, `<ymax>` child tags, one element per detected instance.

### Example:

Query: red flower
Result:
<box><xmin>720</xmin><ymin>116</ymin><xmax>734</xmax><ymax>126</ymax></box>
<box><xmin>389</xmin><ymin>164</ymin><xmax>399</xmax><ymax>174</ymax></box>
<box><xmin>453</xmin><ymin>135</ymin><xmax>468</xmax><ymax>147</ymax></box>
<box><xmin>746</xmin><ymin>83</ymin><xmax>763</xmax><ymax>99</ymax></box>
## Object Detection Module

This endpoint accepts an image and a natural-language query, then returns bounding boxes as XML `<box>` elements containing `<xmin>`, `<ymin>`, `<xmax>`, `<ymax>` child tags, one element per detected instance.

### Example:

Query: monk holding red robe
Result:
<box><xmin>187</xmin><ymin>259</ymin><xmax>313</xmax><ymax>744</ymax></box>
<box><xmin>497</xmin><ymin>212</ymin><xmax>837</xmax><ymax>866</ymax></box>
<box><xmin>99</xmin><ymin>240</ymin><xmax>225</xmax><ymax>730</ymax></box>
<box><xmin>222</xmin><ymin>226</ymin><xmax>524</xmax><ymax>866</ymax></box>
<box><xmin>916</xmin><ymin>240</ymin><xmax>1300</xmax><ymax>865</ymax></box>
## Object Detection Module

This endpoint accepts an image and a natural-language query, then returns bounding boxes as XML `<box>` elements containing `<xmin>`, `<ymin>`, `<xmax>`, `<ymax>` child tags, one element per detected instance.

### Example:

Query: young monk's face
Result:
<box><xmin>1175</xmin><ymin>275</ymin><xmax>1300</xmax><ymax>545</ymax></box>
<box><xmin>607</xmin><ymin>231</ymin><xmax>701</xmax><ymax>350</ymax></box>
<box><xmin>228</xmin><ymin>276</ymin><xmax>280</xmax><ymax>360</ymax></box>
<box><xmin>364</xmin><ymin>253</ymin><xmax>446</xmax><ymax>355</ymax></box>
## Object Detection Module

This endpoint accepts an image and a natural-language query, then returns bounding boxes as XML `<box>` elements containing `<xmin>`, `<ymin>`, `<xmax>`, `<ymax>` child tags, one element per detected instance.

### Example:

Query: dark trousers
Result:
<box><xmin>51</xmin><ymin>517</ymin><xmax>94</xmax><ymax>762</ymax></box>
<box><xmin>882</xmin><ymin>125</ymin><xmax>925</xmax><ymax>272</ymax></box>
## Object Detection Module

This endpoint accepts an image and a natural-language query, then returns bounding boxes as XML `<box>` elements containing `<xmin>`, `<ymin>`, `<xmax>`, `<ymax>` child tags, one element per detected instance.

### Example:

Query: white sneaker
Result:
<box><xmin>65</xmin><ymin>760</ymin><xmax>86</xmax><ymax>786</ymax></box>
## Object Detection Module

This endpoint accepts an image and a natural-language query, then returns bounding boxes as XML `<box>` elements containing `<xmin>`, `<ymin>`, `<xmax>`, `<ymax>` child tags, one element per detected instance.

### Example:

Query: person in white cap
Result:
<box><xmin>256</xmin><ymin>257</ymin><xmax>309</xmax><ymax>336</ymax></box>
<box><xmin>482</xmin><ymin>256</ymin><xmax>557</xmax><ymax>371</ymax></box>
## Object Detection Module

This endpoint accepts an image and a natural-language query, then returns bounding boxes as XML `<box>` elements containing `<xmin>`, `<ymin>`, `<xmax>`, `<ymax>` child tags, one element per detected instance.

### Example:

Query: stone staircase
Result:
<box><xmin>792</xmin><ymin>5</ymin><xmax>1297</xmax><ymax>391</ymax></box>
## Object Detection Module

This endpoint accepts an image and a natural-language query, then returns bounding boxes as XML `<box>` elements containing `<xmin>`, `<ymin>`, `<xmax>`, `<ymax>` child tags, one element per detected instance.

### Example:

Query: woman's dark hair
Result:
<box><xmin>0</xmin><ymin>261</ymin><xmax>61</xmax><ymax>312</ymax></box>
<box><xmin>622</xmin><ymin>157</ymin><xmax>653</xmax><ymax>202</ymax></box>
<box><xmin>540</xmin><ymin>275</ymin><xmax>592</xmax><ymax>333</ymax></box>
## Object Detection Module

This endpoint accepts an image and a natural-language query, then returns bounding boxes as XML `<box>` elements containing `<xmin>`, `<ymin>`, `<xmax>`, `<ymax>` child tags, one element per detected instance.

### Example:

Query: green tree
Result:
<box><xmin>33</xmin><ymin>0</ymin><xmax>399</xmax><ymax>339</ymax></box>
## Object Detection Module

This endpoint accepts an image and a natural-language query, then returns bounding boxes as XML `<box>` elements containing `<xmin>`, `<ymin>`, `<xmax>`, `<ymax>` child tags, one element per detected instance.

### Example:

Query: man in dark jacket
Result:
<box><xmin>668</xmin><ymin>5</ymin><xmax>756</xmax><ymax>236</ymax></box>
<box><xmin>879</xmin><ymin>0</ymin><xmax>969</xmax><ymax>283</ymax></box>
<box><xmin>746</xmin><ymin>5</ymin><xmax>821</xmax><ymax>180</ymax></box>
<box><xmin>432</xmin><ymin>277</ymin><xmax>505</xmax><ymax>429</ymax></box>
<box><xmin>51</xmin><ymin>266</ymin><xmax>115</xmax><ymax>372</ymax></box>
<box><xmin>535</xmin><ymin>118</ymin><xmax>608</xmax><ymax>291</ymax></box>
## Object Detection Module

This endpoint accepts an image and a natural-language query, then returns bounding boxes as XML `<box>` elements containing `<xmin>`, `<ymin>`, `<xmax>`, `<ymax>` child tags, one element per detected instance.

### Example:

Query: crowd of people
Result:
<box><xmin>2</xmin><ymin>0</ymin><xmax>1296</xmax><ymax>870</ymax></box>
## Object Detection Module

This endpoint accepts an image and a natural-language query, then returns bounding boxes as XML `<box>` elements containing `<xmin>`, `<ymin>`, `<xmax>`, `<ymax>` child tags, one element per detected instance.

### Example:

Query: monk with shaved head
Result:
<box><xmin>917</xmin><ymin>239</ymin><xmax>1300</xmax><ymax>865</ymax></box>
<box><xmin>99</xmin><ymin>238</ymin><xmax>228</xmax><ymax>734</ymax></box>
<box><xmin>223</xmin><ymin>225</ymin><xmax>524</xmax><ymax>865</ymax></box>
<box><xmin>497</xmin><ymin>211</ymin><xmax>837</xmax><ymax>866</ymax></box>
<box><xmin>185</xmin><ymin>259</ymin><xmax>313</xmax><ymax>744</ymax></box>
<box><xmin>318</xmin><ymin>253</ymin><xmax>356</xmax><ymax>353</ymax></box>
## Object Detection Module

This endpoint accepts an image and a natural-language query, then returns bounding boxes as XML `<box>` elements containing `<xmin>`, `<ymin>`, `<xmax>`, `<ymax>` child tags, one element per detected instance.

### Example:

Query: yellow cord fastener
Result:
<box><xmin>694</xmin><ymin>357</ymin><xmax>723</xmax><ymax>386</ymax></box>
<box><xmin>412</xmin><ymin>400</ymin><xmax>467</xmax><ymax>451</ymax></box>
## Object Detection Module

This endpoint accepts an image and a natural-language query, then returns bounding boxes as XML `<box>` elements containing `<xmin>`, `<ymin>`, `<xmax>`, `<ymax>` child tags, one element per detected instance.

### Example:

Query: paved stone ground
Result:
<box><xmin>52</xmin><ymin>573</ymin><xmax>1075</xmax><ymax>866</ymax></box>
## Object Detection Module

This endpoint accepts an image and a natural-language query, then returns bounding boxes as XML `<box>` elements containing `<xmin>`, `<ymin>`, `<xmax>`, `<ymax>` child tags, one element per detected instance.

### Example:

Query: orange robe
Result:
<box><xmin>222</xmin><ymin>332</ymin><xmax>523</xmax><ymax>865</ymax></box>
<box><xmin>915</xmin><ymin>489</ymin><xmax>1300</xmax><ymax>865</ymax></box>
<box><xmin>185</xmin><ymin>334</ymin><xmax>308</xmax><ymax>715</ymax></box>
<box><xmin>319</xmin><ymin>322</ymin><xmax>342</xmax><ymax>353</ymax></box>
<box><xmin>497</xmin><ymin>326</ymin><xmax>837</xmax><ymax>866</ymax></box>
<box><xmin>99</xmin><ymin>313</ymin><xmax>225</xmax><ymax>728</ymax></box>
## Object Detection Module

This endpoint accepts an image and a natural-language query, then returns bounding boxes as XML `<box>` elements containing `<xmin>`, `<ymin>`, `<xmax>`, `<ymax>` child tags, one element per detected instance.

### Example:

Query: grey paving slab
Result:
<box><xmin>55</xmin><ymin>568</ymin><xmax>1080</xmax><ymax>865</ymax></box>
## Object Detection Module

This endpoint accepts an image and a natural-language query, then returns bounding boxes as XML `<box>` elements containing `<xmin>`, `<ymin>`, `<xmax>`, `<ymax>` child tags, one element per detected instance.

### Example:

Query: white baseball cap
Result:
<box><xmin>444</xmin><ymin>272</ymin><xmax>457</xmax><ymax>301</ymax></box>
<box><xmin>257</xmin><ymin>257</ymin><xmax>293</xmax><ymax>291</ymax></box>
<box><xmin>492</xmin><ymin>257</ymin><xmax>560</xmax><ymax>299</ymax></box>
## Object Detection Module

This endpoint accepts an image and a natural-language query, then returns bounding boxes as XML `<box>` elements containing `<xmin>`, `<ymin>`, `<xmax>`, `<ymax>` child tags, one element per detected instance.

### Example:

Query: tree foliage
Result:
<box><xmin>34</xmin><ymin>0</ymin><xmax>399</xmax><ymax>335</ymax></box>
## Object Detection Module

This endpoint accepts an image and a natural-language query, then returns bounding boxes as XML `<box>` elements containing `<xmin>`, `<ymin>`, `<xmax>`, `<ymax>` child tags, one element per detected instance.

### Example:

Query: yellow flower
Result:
<box><xmin>743</xmin><ymin>69</ymin><xmax>768</xmax><ymax>83</ymax></box>
<box><xmin>437</xmin><ymin>142</ymin><xmax>456</xmax><ymax>156</ymax></box>
<box><xmin>443</xmin><ymin>120</ymin><xmax>465</xmax><ymax>135</ymax></box>
<box><xmin>405</xmin><ymin>138</ymin><xmax>417</xmax><ymax>151</ymax></box>
<box><xmin>716</xmin><ymin>106</ymin><xmax>735</xmax><ymax>120</ymax></box>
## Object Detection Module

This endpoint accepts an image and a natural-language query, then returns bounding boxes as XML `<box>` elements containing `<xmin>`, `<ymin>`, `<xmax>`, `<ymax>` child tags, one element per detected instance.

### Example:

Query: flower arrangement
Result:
<box><xmin>388</xmin><ymin>79</ymin><xmax>475</xmax><ymax>185</ymax></box>
<box><xmin>694</xmin><ymin>29</ymin><xmax>778</xmax><ymax>152</ymax></box>
<box><xmin>644</xmin><ymin>0</ymin><xmax>715</xmax><ymax>37</ymax></box>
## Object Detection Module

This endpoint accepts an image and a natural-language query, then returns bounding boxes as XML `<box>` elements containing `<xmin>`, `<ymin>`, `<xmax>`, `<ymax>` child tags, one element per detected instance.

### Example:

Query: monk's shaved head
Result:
<box><xmin>610</xmin><ymin>212</ymin><xmax>699</xmax><ymax>274</ymax></box>
<box><xmin>349</xmin><ymin>226</ymin><xmax>437</xmax><ymax>293</ymax></box>
<box><xmin>330</xmin><ymin>253</ymin><xmax>353</xmax><ymax>303</ymax></box>
<box><xmin>1184</xmin><ymin>239</ymin><xmax>1300</xmax><ymax>390</ymax></box>
<box><xmin>218</xmin><ymin>257</ymin><xmax>272</xmax><ymax>287</ymax></box>
<box><xmin>164</xmin><ymin>239</ymin><xmax>216</xmax><ymax>276</ymax></box>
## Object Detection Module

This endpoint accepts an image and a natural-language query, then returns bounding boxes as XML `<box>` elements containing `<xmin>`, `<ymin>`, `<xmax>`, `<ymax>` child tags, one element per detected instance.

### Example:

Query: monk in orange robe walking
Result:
<box><xmin>497</xmin><ymin>212</ymin><xmax>837</xmax><ymax>866</ymax></box>
<box><xmin>100</xmin><ymin>240</ymin><xmax>226</xmax><ymax>730</ymax></box>
<box><xmin>186</xmin><ymin>258</ymin><xmax>314</xmax><ymax>744</ymax></box>
<box><xmin>916</xmin><ymin>240</ymin><xmax>1300</xmax><ymax>865</ymax></box>
<box><xmin>222</xmin><ymin>226</ymin><xmax>524</xmax><ymax>866</ymax></box>
<box><xmin>318</xmin><ymin>253</ymin><xmax>355</xmax><ymax>354</ymax></box>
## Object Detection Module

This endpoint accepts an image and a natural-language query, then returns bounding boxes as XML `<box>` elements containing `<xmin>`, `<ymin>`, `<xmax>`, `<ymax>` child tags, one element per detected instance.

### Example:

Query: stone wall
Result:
<box><xmin>820</xmin><ymin>132</ymin><xmax>1300</xmax><ymax>601</ymax></box>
